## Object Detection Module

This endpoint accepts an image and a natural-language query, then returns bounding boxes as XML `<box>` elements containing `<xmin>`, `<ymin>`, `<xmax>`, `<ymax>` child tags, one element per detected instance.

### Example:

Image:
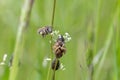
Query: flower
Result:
<box><xmin>42</xmin><ymin>57</ymin><xmax>51</xmax><ymax>68</ymax></box>
<box><xmin>51</xmin><ymin>30</ymin><xmax>71</xmax><ymax>43</ymax></box>
<box><xmin>0</xmin><ymin>54</ymin><xmax>8</xmax><ymax>66</ymax></box>
<box><xmin>63</xmin><ymin>32</ymin><xmax>71</xmax><ymax>42</ymax></box>
<box><xmin>3</xmin><ymin>54</ymin><xmax>7</xmax><ymax>62</ymax></box>
<box><xmin>60</xmin><ymin>63</ymin><xmax>66</xmax><ymax>71</ymax></box>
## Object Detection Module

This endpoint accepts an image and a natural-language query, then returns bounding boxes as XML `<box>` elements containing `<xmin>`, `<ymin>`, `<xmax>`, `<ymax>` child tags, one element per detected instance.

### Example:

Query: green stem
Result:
<box><xmin>47</xmin><ymin>0</ymin><xmax>57</xmax><ymax>80</ymax></box>
<box><xmin>51</xmin><ymin>1</ymin><xmax>57</xmax><ymax>79</ymax></box>
<box><xmin>51</xmin><ymin>0</ymin><xmax>56</xmax><ymax>27</ymax></box>
<box><xmin>47</xmin><ymin>62</ymin><xmax>52</xmax><ymax>80</ymax></box>
<box><xmin>52</xmin><ymin>58</ymin><xmax>58</xmax><ymax>80</ymax></box>
<box><xmin>9</xmin><ymin>0</ymin><xmax>34</xmax><ymax>80</ymax></box>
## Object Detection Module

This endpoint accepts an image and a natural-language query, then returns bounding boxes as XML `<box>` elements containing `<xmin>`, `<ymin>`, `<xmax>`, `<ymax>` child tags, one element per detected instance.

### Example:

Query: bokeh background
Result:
<box><xmin>0</xmin><ymin>0</ymin><xmax>120</xmax><ymax>80</ymax></box>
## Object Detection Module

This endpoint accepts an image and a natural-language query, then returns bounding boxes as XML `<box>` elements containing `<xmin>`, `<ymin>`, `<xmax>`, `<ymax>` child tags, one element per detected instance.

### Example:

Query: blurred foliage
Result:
<box><xmin>0</xmin><ymin>0</ymin><xmax>119</xmax><ymax>80</ymax></box>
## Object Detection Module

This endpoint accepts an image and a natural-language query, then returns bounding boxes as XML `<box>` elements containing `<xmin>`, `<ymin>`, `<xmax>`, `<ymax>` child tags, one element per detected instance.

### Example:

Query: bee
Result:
<box><xmin>37</xmin><ymin>26</ymin><xmax>52</xmax><ymax>37</ymax></box>
<box><xmin>53</xmin><ymin>35</ymin><xmax>66</xmax><ymax>58</ymax></box>
<box><xmin>51</xmin><ymin>58</ymin><xmax>60</xmax><ymax>70</ymax></box>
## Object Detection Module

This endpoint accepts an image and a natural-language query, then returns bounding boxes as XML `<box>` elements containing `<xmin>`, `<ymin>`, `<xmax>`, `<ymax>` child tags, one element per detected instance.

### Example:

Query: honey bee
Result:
<box><xmin>51</xmin><ymin>58</ymin><xmax>60</xmax><ymax>70</ymax></box>
<box><xmin>37</xmin><ymin>26</ymin><xmax>52</xmax><ymax>37</ymax></box>
<box><xmin>53</xmin><ymin>35</ymin><xmax>66</xmax><ymax>58</ymax></box>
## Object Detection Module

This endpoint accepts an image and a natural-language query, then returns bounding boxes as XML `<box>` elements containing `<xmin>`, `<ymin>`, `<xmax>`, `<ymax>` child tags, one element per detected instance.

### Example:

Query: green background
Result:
<box><xmin>0</xmin><ymin>0</ymin><xmax>120</xmax><ymax>80</ymax></box>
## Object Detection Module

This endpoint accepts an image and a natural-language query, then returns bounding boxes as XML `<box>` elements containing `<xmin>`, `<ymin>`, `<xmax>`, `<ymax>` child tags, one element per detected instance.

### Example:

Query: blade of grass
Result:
<box><xmin>9</xmin><ymin>0</ymin><xmax>34</xmax><ymax>80</ymax></box>
<box><xmin>114</xmin><ymin>1</ymin><xmax>120</xmax><ymax>80</ymax></box>
<box><xmin>87</xmin><ymin>0</ymin><xmax>103</xmax><ymax>79</ymax></box>
<box><xmin>94</xmin><ymin>0</ymin><xmax>102</xmax><ymax>56</ymax></box>
<box><xmin>94</xmin><ymin>20</ymin><xmax>113</xmax><ymax>80</ymax></box>
<box><xmin>86</xmin><ymin>20</ymin><xmax>94</xmax><ymax>80</ymax></box>
<box><xmin>94</xmin><ymin>3</ymin><xmax>120</xmax><ymax>79</ymax></box>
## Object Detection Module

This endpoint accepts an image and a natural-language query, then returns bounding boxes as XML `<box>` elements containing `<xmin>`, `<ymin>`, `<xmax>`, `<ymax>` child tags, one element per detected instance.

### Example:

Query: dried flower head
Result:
<box><xmin>51</xmin><ymin>59</ymin><xmax>60</xmax><ymax>70</ymax></box>
<box><xmin>53</xmin><ymin>43</ymin><xmax>66</xmax><ymax>58</ymax></box>
<box><xmin>53</xmin><ymin>35</ymin><xmax>66</xmax><ymax>58</ymax></box>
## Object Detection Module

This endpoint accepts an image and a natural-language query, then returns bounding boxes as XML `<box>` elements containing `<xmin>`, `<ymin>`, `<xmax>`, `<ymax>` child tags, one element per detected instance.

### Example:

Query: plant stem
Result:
<box><xmin>47</xmin><ymin>0</ymin><xmax>57</xmax><ymax>80</ymax></box>
<box><xmin>47</xmin><ymin>62</ymin><xmax>52</xmax><ymax>80</ymax></box>
<box><xmin>50</xmin><ymin>0</ymin><xmax>57</xmax><ymax>63</ymax></box>
<box><xmin>51</xmin><ymin>1</ymin><xmax>57</xmax><ymax>80</ymax></box>
<box><xmin>51</xmin><ymin>0</ymin><xmax>56</xmax><ymax>27</ymax></box>
<box><xmin>9</xmin><ymin>0</ymin><xmax>34</xmax><ymax>80</ymax></box>
<box><xmin>52</xmin><ymin>58</ymin><xmax>58</xmax><ymax>80</ymax></box>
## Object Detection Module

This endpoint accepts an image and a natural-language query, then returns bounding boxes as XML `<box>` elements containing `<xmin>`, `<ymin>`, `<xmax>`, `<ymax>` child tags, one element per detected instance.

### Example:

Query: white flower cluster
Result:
<box><xmin>42</xmin><ymin>57</ymin><xmax>51</xmax><ymax>68</ymax></box>
<box><xmin>51</xmin><ymin>30</ymin><xmax>71</xmax><ymax>42</ymax></box>
<box><xmin>51</xmin><ymin>30</ymin><xmax>60</xmax><ymax>36</ymax></box>
<box><xmin>60</xmin><ymin>63</ymin><xmax>66</xmax><ymax>71</ymax></box>
<box><xmin>63</xmin><ymin>33</ymin><xmax>71</xmax><ymax>42</ymax></box>
<box><xmin>51</xmin><ymin>30</ymin><xmax>60</xmax><ymax>42</ymax></box>
<box><xmin>0</xmin><ymin>54</ymin><xmax>7</xmax><ymax>66</ymax></box>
